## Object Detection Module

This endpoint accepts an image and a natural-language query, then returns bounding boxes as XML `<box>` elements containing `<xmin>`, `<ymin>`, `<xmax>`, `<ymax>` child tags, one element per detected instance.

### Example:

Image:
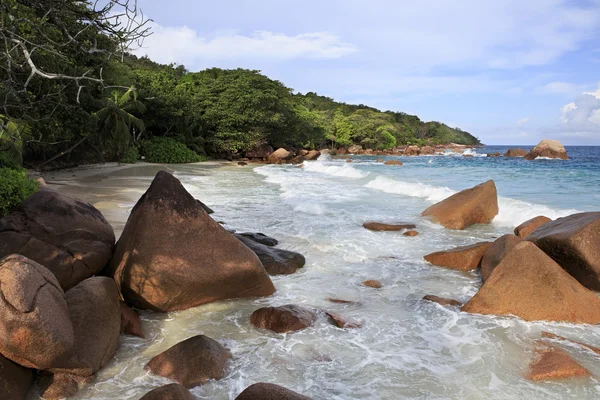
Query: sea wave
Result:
<box><xmin>365</xmin><ymin>176</ymin><xmax>579</xmax><ymax>228</ymax></box>
<box><xmin>302</xmin><ymin>160</ymin><xmax>369</xmax><ymax>178</ymax></box>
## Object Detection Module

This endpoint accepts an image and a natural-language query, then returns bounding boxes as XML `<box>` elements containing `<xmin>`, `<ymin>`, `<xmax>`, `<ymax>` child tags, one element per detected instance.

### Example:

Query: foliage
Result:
<box><xmin>139</xmin><ymin>137</ymin><xmax>205</xmax><ymax>164</ymax></box>
<box><xmin>0</xmin><ymin>115</ymin><xmax>29</xmax><ymax>168</ymax></box>
<box><xmin>120</xmin><ymin>146</ymin><xmax>139</xmax><ymax>164</ymax></box>
<box><xmin>0</xmin><ymin>168</ymin><xmax>39</xmax><ymax>217</ymax></box>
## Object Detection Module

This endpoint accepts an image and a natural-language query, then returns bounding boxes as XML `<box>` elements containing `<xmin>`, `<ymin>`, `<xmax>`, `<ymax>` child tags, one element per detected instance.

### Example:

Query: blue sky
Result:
<box><xmin>133</xmin><ymin>0</ymin><xmax>600</xmax><ymax>145</ymax></box>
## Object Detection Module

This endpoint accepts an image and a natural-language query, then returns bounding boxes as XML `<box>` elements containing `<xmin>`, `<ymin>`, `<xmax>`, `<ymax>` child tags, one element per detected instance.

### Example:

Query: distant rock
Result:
<box><xmin>0</xmin><ymin>355</ymin><xmax>33</xmax><ymax>400</ymax></box>
<box><xmin>422</xmin><ymin>295</ymin><xmax>462</xmax><ymax>307</ymax></box>
<box><xmin>486</xmin><ymin>152</ymin><xmax>500</xmax><ymax>157</ymax></box>
<box><xmin>377</xmin><ymin>158</ymin><xmax>383</xmax><ymax>162</ymax></box>
<box><xmin>504</xmin><ymin>148</ymin><xmax>527</xmax><ymax>157</ymax></box>
<box><xmin>250</xmin><ymin>305</ymin><xmax>318</xmax><ymax>333</ymax></box>
<box><xmin>514</xmin><ymin>216</ymin><xmax>551</xmax><ymax>239</ymax></box>
<box><xmin>404</xmin><ymin>146</ymin><xmax>419</xmax><ymax>156</ymax></box>
<box><xmin>527</xmin><ymin>212</ymin><xmax>600</xmax><ymax>291</ymax></box>
<box><xmin>238</xmin><ymin>232</ymin><xmax>278</xmax><ymax>247</ymax></box>
<box><xmin>424</xmin><ymin>242</ymin><xmax>490</xmax><ymax>271</ymax></box>
<box><xmin>480</xmin><ymin>234</ymin><xmax>523</xmax><ymax>281</ymax></box>
<box><xmin>0</xmin><ymin>255</ymin><xmax>74</xmax><ymax>370</ymax></box>
<box><xmin>345</xmin><ymin>159</ymin><xmax>353</xmax><ymax>163</ymax></box>
<box><xmin>383</xmin><ymin>160</ymin><xmax>403</xmax><ymax>166</ymax></box>
<box><xmin>527</xmin><ymin>345</ymin><xmax>589</xmax><ymax>381</ymax></box>
<box><xmin>347</xmin><ymin>145</ymin><xmax>362</xmax><ymax>154</ymax></box>
<box><xmin>237</xmin><ymin>161</ymin><xmax>248</xmax><ymax>166</ymax></box>
<box><xmin>140</xmin><ymin>384</ymin><xmax>195</xmax><ymax>400</ymax></box>
<box><xmin>236</xmin><ymin>234</ymin><xmax>305</xmax><ymax>275</ymax></box>
<box><xmin>524</xmin><ymin>139</ymin><xmax>568</xmax><ymax>160</ymax></box>
<box><xmin>362</xmin><ymin>279</ymin><xmax>382</xmax><ymax>288</ymax></box>
<box><xmin>0</xmin><ymin>187</ymin><xmax>115</xmax><ymax>290</ymax></box>
<box><xmin>419</xmin><ymin>146</ymin><xmax>435</xmax><ymax>155</ymax></box>
<box><xmin>245</xmin><ymin>144</ymin><xmax>273</xmax><ymax>159</ymax></box>
<box><xmin>421</xmin><ymin>180</ymin><xmax>498</xmax><ymax>230</ymax></box>
<box><xmin>268</xmin><ymin>148</ymin><xmax>293</xmax><ymax>164</ymax></box>
<box><xmin>106</xmin><ymin>171</ymin><xmax>275</xmax><ymax>312</ymax></box>
<box><xmin>146</xmin><ymin>335</ymin><xmax>231</xmax><ymax>388</ymax></box>
<box><xmin>363</xmin><ymin>221</ymin><xmax>416</xmax><ymax>231</ymax></box>
<box><xmin>462</xmin><ymin>242</ymin><xmax>600</xmax><ymax>323</ymax></box>
<box><xmin>305</xmin><ymin>150</ymin><xmax>321</xmax><ymax>160</ymax></box>
<box><xmin>235</xmin><ymin>383</ymin><xmax>311</xmax><ymax>400</ymax></box>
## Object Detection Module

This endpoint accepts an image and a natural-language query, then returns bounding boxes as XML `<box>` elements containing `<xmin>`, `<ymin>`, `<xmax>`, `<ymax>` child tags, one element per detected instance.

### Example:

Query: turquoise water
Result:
<box><xmin>70</xmin><ymin>149</ymin><xmax>600</xmax><ymax>400</ymax></box>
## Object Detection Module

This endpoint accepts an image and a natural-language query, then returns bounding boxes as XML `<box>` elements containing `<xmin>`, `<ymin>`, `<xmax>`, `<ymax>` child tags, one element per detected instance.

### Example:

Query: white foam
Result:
<box><xmin>365</xmin><ymin>176</ymin><xmax>456</xmax><ymax>202</ymax></box>
<box><xmin>303</xmin><ymin>160</ymin><xmax>369</xmax><ymax>179</ymax></box>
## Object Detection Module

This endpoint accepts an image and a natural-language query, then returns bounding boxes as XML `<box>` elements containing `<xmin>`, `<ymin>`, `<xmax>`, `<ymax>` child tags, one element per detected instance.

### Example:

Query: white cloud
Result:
<box><xmin>133</xmin><ymin>23</ymin><xmax>357</xmax><ymax>65</ymax></box>
<box><xmin>559</xmin><ymin>83</ymin><xmax>600</xmax><ymax>135</ymax></box>
<box><xmin>539</xmin><ymin>82</ymin><xmax>587</xmax><ymax>95</ymax></box>
<box><xmin>517</xmin><ymin>117</ymin><xmax>530</xmax><ymax>125</ymax></box>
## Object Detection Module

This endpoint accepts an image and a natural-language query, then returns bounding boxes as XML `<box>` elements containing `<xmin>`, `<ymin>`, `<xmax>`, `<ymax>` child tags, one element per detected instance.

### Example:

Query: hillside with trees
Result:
<box><xmin>1</xmin><ymin>0</ymin><xmax>480</xmax><ymax>172</ymax></box>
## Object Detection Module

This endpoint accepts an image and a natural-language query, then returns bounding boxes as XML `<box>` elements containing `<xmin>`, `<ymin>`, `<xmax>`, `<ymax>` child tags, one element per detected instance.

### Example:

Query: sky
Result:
<box><xmin>132</xmin><ymin>0</ymin><xmax>600</xmax><ymax>145</ymax></box>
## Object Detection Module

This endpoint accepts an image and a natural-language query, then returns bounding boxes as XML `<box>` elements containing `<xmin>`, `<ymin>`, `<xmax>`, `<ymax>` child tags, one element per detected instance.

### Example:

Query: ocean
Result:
<box><xmin>69</xmin><ymin>147</ymin><xmax>600</xmax><ymax>400</ymax></box>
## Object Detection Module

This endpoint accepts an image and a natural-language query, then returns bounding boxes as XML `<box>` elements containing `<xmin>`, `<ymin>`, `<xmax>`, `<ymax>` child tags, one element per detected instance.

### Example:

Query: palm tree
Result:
<box><xmin>95</xmin><ymin>87</ymin><xmax>146</xmax><ymax>158</ymax></box>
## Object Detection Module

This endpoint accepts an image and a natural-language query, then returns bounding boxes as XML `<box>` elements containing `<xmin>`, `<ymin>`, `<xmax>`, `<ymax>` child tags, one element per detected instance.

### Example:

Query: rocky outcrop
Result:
<box><xmin>362</xmin><ymin>279</ymin><xmax>382</xmax><ymax>288</ymax></box>
<box><xmin>0</xmin><ymin>255</ymin><xmax>74</xmax><ymax>370</ymax></box>
<box><xmin>120</xmin><ymin>302</ymin><xmax>144</xmax><ymax>338</ymax></box>
<box><xmin>480</xmin><ymin>235</ymin><xmax>522</xmax><ymax>281</ymax></box>
<box><xmin>0</xmin><ymin>355</ymin><xmax>33</xmax><ymax>400</ymax></box>
<box><xmin>236</xmin><ymin>383</ymin><xmax>311</xmax><ymax>400</ymax></box>
<box><xmin>527</xmin><ymin>345</ymin><xmax>589</xmax><ymax>381</ymax></box>
<box><xmin>140</xmin><ymin>384</ymin><xmax>196</xmax><ymax>400</ymax></box>
<box><xmin>107</xmin><ymin>171</ymin><xmax>275</xmax><ymax>312</ymax></box>
<box><xmin>422</xmin><ymin>295</ymin><xmax>462</xmax><ymax>307</ymax></box>
<box><xmin>383</xmin><ymin>160</ymin><xmax>403</xmax><ymax>166</ymax></box>
<box><xmin>347</xmin><ymin>145</ymin><xmax>362</xmax><ymax>154</ymax></box>
<box><xmin>421</xmin><ymin>180</ymin><xmax>499</xmax><ymax>229</ymax></box>
<box><xmin>514</xmin><ymin>216</ymin><xmax>551</xmax><ymax>238</ymax></box>
<box><xmin>237</xmin><ymin>232</ymin><xmax>278</xmax><ymax>247</ymax></box>
<box><xmin>268</xmin><ymin>148</ymin><xmax>293</xmax><ymax>164</ymax></box>
<box><xmin>250</xmin><ymin>305</ymin><xmax>318</xmax><ymax>333</ymax></box>
<box><xmin>461</xmin><ymin>242</ymin><xmax>600</xmax><ymax>323</ymax></box>
<box><xmin>420</xmin><ymin>146</ymin><xmax>435</xmax><ymax>155</ymax></box>
<box><xmin>404</xmin><ymin>146</ymin><xmax>419</xmax><ymax>156</ymax></box>
<box><xmin>0</xmin><ymin>187</ymin><xmax>115</xmax><ymax>290</ymax></box>
<box><xmin>146</xmin><ymin>335</ymin><xmax>231</xmax><ymax>388</ymax></box>
<box><xmin>363</xmin><ymin>222</ymin><xmax>416</xmax><ymax>231</ymax></box>
<box><xmin>50</xmin><ymin>277</ymin><xmax>121</xmax><ymax>377</ymax></box>
<box><xmin>526</xmin><ymin>212</ymin><xmax>600</xmax><ymax>291</ymax></box>
<box><xmin>305</xmin><ymin>150</ymin><xmax>321</xmax><ymax>160</ymax></box>
<box><xmin>246</xmin><ymin>144</ymin><xmax>273</xmax><ymax>159</ymax></box>
<box><xmin>424</xmin><ymin>242</ymin><xmax>490</xmax><ymax>271</ymax></box>
<box><xmin>236</xmin><ymin>234</ymin><xmax>305</xmax><ymax>275</ymax></box>
<box><xmin>504</xmin><ymin>148</ymin><xmax>527</xmax><ymax>157</ymax></box>
<box><xmin>524</xmin><ymin>139</ymin><xmax>569</xmax><ymax>160</ymax></box>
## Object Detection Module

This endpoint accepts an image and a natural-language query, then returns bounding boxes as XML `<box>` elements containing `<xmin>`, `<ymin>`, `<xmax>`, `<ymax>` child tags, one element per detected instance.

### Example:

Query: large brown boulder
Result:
<box><xmin>140</xmin><ymin>384</ymin><xmax>196</xmax><ymax>400</ymax></box>
<box><xmin>146</xmin><ymin>335</ymin><xmax>231</xmax><ymax>388</ymax></box>
<box><xmin>50</xmin><ymin>277</ymin><xmax>121</xmax><ymax>377</ymax></box>
<box><xmin>245</xmin><ymin>144</ymin><xmax>273</xmax><ymax>159</ymax></box>
<box><xmin>527</xmin><ymin>345</ymin><xmax>589</xmax><ymax>381</ymax></box>
<box><xmin>250</xmin><ymin>305</ymin><xmax>318</xmax><ymax>333</ymax></box>
<box><xmin>304</xmin><ymin>150</ymin><xmax>321</xmax><ymax>160</ymax></box>
<box><xmin>462</xmin><ymin>242</ymin><xmax>600</xmax><ymax>323</ymax></box>
<box><xmin>236</xmin><ymin>383</ymin><xmax>311</xmax><ymax>400</ymax></box>
<box><xmin>0</xmin><ymin>355</ymin><xmax>34</xmax><ymax>400</ymax></box>
<box><xmin>526</xmin><ymin>212</ymin><xmax>600</xmax><ymax>291</ymax></box>
<box><xmin>504</xmin><ymin>148</ymin><xmax>527</xmax><ymax>157</ymax></box>
<box><xmin>236</xmin><ymin>234</ymin><xmax>305</xmax><ymax>275</ymax></box>
<box><xmin>268</xmin><ymin>148</ymin><xmax>293</xmax><ymax>164</ymax></box>
<box><xmin>106</xmin><ymin>171</ymin><xmax>275</xmax><ymax>312</ymax></box>
<box><xmin>421</xmin><ymin>180</ymin><xmax>499</xmax><ymax>229</ymax></box>
<box><xmin>0</xmin><ymin>255</ymin><xmax>74</xmax><ymax>370</ymax></box>
<box><xmin>525</xmin><ymin>139</ymin><xmax>569</xmax><ymax>160</ymax></box>
<box><xmin>363</xmin><ymin>221</ymin><xmax>416</xmax><ymax>231</ymax></box>
<box><xmin>480</xmin><ymin>235</ymin><xmax>523</xmax><ymax>281</ymax></box>
<box><xmin>514</xmin><ymin>216</ymin><xmax>551</xmax><ymax>238</ymax></box>
<box><xmin>424</xmin><ymin>242</ymin><xmax>490</xmax><ymax>271</ymax></box>
<box><xmin>0</xmin><ymin>188</ymin><xmax>115</xmax><ymax>290</ymax></box>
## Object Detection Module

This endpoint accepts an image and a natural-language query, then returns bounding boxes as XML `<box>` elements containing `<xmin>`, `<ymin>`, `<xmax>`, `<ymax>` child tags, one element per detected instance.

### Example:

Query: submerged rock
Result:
<box><xmin>106</xmin><ymin>171</ymin><xmax>275</xmax><ymax>312</ymax></box>
<box><xmin>403</xmin><ymin>230</ymin><xmax>419</xmax><ymax>236</ymax></box>
<box><xmin>526</xmin><ymin>212</ymin><xmax>600</xmax><ymax>291</ymax></box>
<box><xmin>422</xmin><ymin>295</ymin><xmax>462</xmax><ymax>307</ymax></box>
<box><xmin>525</xmin><ymin>139</ymin><xmax>569</xmax><ymax>160</ymax></box>
<box><xmin>322</xmin><ymin>310</ymin><xmax>362</xmax><ymax>329</ymax></box>
<box><xmin>527</xmin><ymin>345</ymin><xmax>589</xmax><ymax>381</ymax></box>
<box><xmin>504</xmin><ymin>148</ymin><xmax>528</xmax><ymax>157</ymax></box>
<box><xmin>424</xmin><ymin>242</ymin><xmax>490</xmax><ymax>272</ymax></box>
<box><xmin>383</xmin><ymin>160</ymin><xmax>403</xmax><ymax>166</ymax></box>
<box><xmin>326</xmin><ymin>298</ymin><xmax>361</xmax><ymax>305</ymax></box>
<box><xmin>0</xmin><ymin>355</ymin><xmax>34</xmax><ymax>400</ymax></box>
<box><xmin>0</xmin><ymin>255</ymin><xmax>74</xmax><ymax>370</ymax></box>
<box><xmin>0</xmin><ymin>187</ymin><xmax>115</xmax><ymax>290</ymax></box>
<box><xmin>421</xmin><ymin>180</ymin><xmax>499</xmax><ymax>230</ymax></box>
<box><xmin>541</xmin><ymin>332</ymin><xmax>600</xmax><ymax>355</ymax></box>
<box><xmin>235</xmin><ymin>383</ymin><xmax>311</xmax><ymax>400</ymax></box>
<box><xmin>462</xmin><ymin>242</ymin><xmax>600</xmax><ymax>324</ymax></box>
<box><xmin>146</xmin><ymin>335</ymin><xmax>231</xmax><ymax>388</ymax></box>
<box><xmin>362</xmin><ymin>279</ymin><xmax>382</xmax><ymax>288</ymax></box>
<box><xmin>480</xmin><ymin>235</ymin><xmax>522</xmax><ymax>281</ymax></box>
<box><xmin>140</xmin><ymin>384</ymin><xmax>196</xmax><ymax>400</ymax></box>
<box><xmin>514</xmin><ymin>215</ymin><xmax>551</xmax><ymax>239</ymax></box>
<box><xmin>363</xmin><ymin>221</ymin><xmax>416</xmax><ymax>231</ymax></box>
<box><xmin>237</xmin><ymin>232</ymin><xmax>278</xmax><ymax>246</ymax></box>
<box><xmin>236</xmin><ymin>234</ymin><xmax>305</xmax><ymax>275</ymax></box>
<box><xmin>250</xmin><ymin>305</ymin><xmax>318</xmax><ymax>333</ymax></box>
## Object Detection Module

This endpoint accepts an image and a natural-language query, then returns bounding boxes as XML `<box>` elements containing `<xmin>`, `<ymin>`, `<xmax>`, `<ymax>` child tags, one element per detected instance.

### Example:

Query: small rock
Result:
<box><xmin>383</xmin><ymin>160</ymin><xmax>403</xmax><ymax>166</ymax></box>
<box><xmin>250</xmin><ymin>305</ymin><xmax>318</xmax><ymax>333</ymax></box>
<box><xmin>322</xmin><ymin>310</ymin><xmax>362</xmax><ymax>329</ymax></box>
<box><xmin>238</xmin><ymin>232</ymin><xmax>278</xmax><ymax>246</ymax></box>
<box><xmin>504</xmin><ymin>148</ymin><xmax>528</xmax><ymax>157</ymax></box>
<box><xmin>362</xmin><ymin>280</ymin><xmax>382</xmax><ymax>289</ymax></box>
<box><xmin>326</xmin><ymin>298</ymin><xmax>361</xmax><ymax>305</ymax></box>
<box><xmin>346</xmin><ymin>159</ymin><xmax>353</xmax><ymax>163</ymax></box>
<box><xmin>235</xmin><ymin>383</ymin><xmax>311</xmax><ymax>400</ymax></box>
<box><xmin>236</xmin><ymin>234</ymin><xmax>305</xmax><ymax>275</ymax></box>
<box><xmin>541</xmin><ymin>332</ymin><xmax>600</xmax><ymax>355</ymax></box>
<box><xmin>139</xmin><ymin>384</ymin><xmax>195</xmax><ymax>400</ymax></box>
<box><xmin>424</xmin><ymin>242</ymin><xmax>490</xmax><ymax>271</ymax></box>
<box><xmin>514</xmin><ymin>216</ymin><xmax>551</xmax><ymax>239</ymax></box>
<box><xmin>305</xmin><ymin>150</ymin><xmax>321</xmax><ymax>160</ymax></box>
<box><xmin>403</xmin><ymin>230</ymin><xmax>419</xmax><ymax>236</ymax></box>
<box><xmin>237</xmin><ymin>161</ymin><xmax>248</xmax><ymax>166</ymax></box>
<box><xmin>527</xmin><ymin>345</ymin><xmax>589</xmax><ymax>381</ymax></box>
<box><xmin>422</xmin><ymin>295</ymin><xmax>462</xmax><ymax>307</ymax></box>
<box><xmin>363</xmin><ymin>221</ymin><xmax>416</xmax><ymax>231</ymax></box>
